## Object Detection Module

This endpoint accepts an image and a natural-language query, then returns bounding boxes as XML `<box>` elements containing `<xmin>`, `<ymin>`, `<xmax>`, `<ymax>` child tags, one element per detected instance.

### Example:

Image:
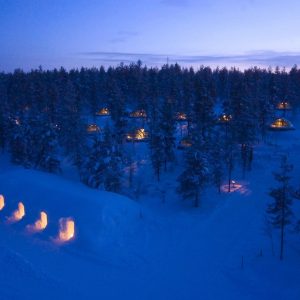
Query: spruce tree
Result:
<box><xmin>159</xmin><ymin>97</ymin><xmax>176</xmax><ymax>171</ymax></box>
<box><xmin>104</xmin><ymin>147</ymin><xmax>122</xmax><ymax>193</ymax></box>
<box><xmin>80</xmin><ymin>137</ymin><xmax>107</xmax><ymax>189</ymax></box>
<box><xmin>177</xmin><ymin>136</ymin><xmax>209</xmax><ymax>207</ymax></box>
<box><xmin>150</xmin><ymin>126</ymin><xmax>164</xmax><ymax>182</ymax></box>
<box><xmin>267</xmin><ymin>156</ymin><xmax>293</xmax><ymax>260</ymax></box>
<box><xmin>209</xmin><ymin>132</ymin><xmax>226</xmax><ymax>193</ymax></box>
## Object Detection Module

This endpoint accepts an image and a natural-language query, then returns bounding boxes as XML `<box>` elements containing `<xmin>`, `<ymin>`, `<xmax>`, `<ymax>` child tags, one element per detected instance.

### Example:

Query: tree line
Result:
<box><xmin>0</xmin><ymin>62</ymin><xmax>300</xmax><ymax>204</ymax></box>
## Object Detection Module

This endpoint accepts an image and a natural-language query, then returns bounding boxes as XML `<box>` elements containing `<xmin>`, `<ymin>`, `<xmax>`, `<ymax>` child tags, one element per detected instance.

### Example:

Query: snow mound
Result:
<box><xmin>0</xmin><ymin>169</ymin><xmax>141</xmax><ymax>251</ymax></box>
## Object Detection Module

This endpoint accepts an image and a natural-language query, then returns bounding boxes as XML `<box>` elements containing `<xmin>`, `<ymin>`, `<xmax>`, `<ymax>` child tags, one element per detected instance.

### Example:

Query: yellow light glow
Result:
<box><xmin>270</xmin><ymin>118</ymin><xmax>291</xmax><ymax>128</ymax></box>
<box><xmin>220</xmin><ymin>180</ymin><xmax>251</xmax><ymax>195</ymax></box>
<box><xmin>180</xmin><ymin>139</ymin><xmax>192</xmax><ymax>148</ymax></box>
<box><xmin>27</xmin><ymin>211</ymin><xmax>48</xmax><ymax>232</ymax></box>
<box><xmin>87</xmin><ymin>124</ymin><xmax>100</xmax><ymax>133</ymax></box>
<box><xmin>277</xmin><ymin>101</ymin><xmax>291</xmax><ymax>110</ymax></box>
<box><xmin>58</xmin><ymin>218</ymin><xmax>75</xmax><ymax>242</ymax></box>
<box><xmin>176</xmin><ymin>112</ymin><xmax>187</xmax><ymax>121</ymax></box>
<box><xmin>135</xmin><ymin>128</ymin><xmax>147</xmax><ymax>140</ymax></box>
<box><xmin>0</xmin><ymin>194</ymin><xmax>4</xmax><ymax>210</ymax></box>
<box><xmin>130</xmin><ymin>109</ymin><xmax>147</xmax><ymax>118</ymax></box>
<box><xmin>219</xmin><ymin>114</ymin><xmax>232</xmax><ymax>123</ymax></box>
<box><xmin>8</xmin><ymin>202</ymin><xmax>25</xmax><ymax>223</ymax></box>
<box><xmin>126</xmin><ymin>128</ymin><xmax>149</xmax><ymax>141</ymax></box>
<box><xmin>96</xmin><ymin>108</ymin><xmax>110</xmax><ymax>116</ymax></box>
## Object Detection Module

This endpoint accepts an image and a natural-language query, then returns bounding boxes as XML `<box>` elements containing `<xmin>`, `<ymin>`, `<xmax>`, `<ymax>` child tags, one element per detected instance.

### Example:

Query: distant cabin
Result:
<box><xmin>126</xmin><ymin>128</ymin><xmax>149</xmax><ymax>142</ymax></box>
<box><xmin>87</xmin><ymin>124</ymin><xmax>101</xmax><ymax>133</ymax></box>
<box><xmin>175</xmin><ymin>112</ymin><xmax>188</xmax><ymax>121</ymax></box>
<box><xmin>218</xmin><ymin>113</ymin><xmax>232</xmax><ymax>124</ymax></box>
<box><xmin>276</xmin><ymin>101</ymin><xmax>292</xmax><ymax>111</ymax></box>
<box><xmin>177</xmin><ymin>138</ymin><xmax>192</xmax><ymax>149</ymax></box>
<box><xmin>95</xmin><ymin>108</ymin><xmax>110</xmax><ymax>116</ymax></box>
<box><xmin>269</xmin><ymin>118</ymin><xmax>294</xmax><ymax>131</ymax></box>
<box><xmin>129</xmin><ymin>109</ymin><xmax>147</xmax><ymax>118</ymax></box>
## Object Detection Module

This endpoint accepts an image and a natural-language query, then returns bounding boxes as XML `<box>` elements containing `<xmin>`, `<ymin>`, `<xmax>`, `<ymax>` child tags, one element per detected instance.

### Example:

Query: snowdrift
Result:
<box><xmin>0</xmin><ymin>168</ymin><xmax>141</xmax><ymax>249</ymax></box>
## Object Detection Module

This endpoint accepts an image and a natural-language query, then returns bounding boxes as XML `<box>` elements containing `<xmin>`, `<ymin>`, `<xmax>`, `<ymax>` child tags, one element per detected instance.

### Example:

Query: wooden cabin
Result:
<box><xmin>129</xmin><ymin>109</ymin><xmax>147</xmax><ymax>118</ymax></box>
<box><xmin>276</xmin><ymin>101</ymin><xmax>292</xmax><ymax>110</ymax></box>
<box><xmin>269</xmin><ymin>118</ymin><xmax>294</xmax><ymax>131</ymax></box>
<box><xmin>87</xmin><ymin>124</ymin><xmax>101</xmax><ymax>133</ymax></box>
<box><xmin>126</xmin><ymin>128</ymin><xmax>149</xmax><ymax>142</ymax></box>
<box><xmin>175</xmin><ymin>112</ymin><xmax>188</xmax><ymax>121</ymax></box>
<box><xmin>95</xmin><ymin>108</ymin><xmax>110</xmax><ymax>116</ymax></box>
<box><xmin>218</xmin><ymin>113</ymin><xmax>232</xmax><ymax>124</ymax></box>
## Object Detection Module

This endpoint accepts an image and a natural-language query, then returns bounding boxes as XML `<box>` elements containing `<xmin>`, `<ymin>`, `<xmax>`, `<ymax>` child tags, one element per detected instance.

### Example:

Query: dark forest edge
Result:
<box><xmin>0</xmin><ymin>62</ymin><xmax>300</xmax><ymax>207</ymax></box>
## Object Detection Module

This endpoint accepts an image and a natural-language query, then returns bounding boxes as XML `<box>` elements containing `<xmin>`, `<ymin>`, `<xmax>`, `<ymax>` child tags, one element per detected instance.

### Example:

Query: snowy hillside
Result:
<box><xmin>1</xmin><ymin>119</ymin><xmax>300</xmax><ymax>300</ymax></box>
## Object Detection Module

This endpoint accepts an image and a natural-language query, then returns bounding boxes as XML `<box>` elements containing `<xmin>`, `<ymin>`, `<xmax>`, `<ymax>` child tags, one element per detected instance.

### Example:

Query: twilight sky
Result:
<box><xmin>1</xmin><ymin>0</ymin><xmax>300</xmax><ymax>71</ymax></box>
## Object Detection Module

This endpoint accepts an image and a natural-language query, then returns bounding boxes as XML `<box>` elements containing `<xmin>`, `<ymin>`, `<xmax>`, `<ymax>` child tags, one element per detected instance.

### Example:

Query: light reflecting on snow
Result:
<box><xmin>0</xmin><ymin>194</ymin><xmax>4</xmax><ymax>210</ymax></box>
<box><xmin>7</xmin><ymin>202</ymin><xmax>25</xmax><ymax>223</ymax></box>
<box><xmin>27</xmin><ymin>211</ymin><xmax>48</xmax><ymax>233</ymax></box>
<box><xmin>57</xmin><ymin>217</ymin><xmax>75</xmax><ymax>243</ymax></box>
<box><xmin>221</xmin><ymin>180</ymin><xmax>251</xmax><ymax>195</ymax></box>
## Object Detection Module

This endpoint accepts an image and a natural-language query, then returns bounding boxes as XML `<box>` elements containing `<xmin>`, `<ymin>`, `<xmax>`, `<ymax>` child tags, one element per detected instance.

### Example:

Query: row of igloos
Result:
<box><xmin>0</xmin><ymin>194</ymin><xmax>75</xmax><ymax>244</ymax></box>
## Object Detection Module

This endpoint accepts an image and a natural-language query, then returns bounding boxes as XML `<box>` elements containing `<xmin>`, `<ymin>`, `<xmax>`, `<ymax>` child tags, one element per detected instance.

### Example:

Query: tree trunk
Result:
<box><xmin>228</xmin><ymin>163</ymin><xmax>232</xmax><ymax>193</ymax></box>
<box><xmin>280</xmin><ymin>195</ymin><xmax>285</xmax><ymax>261</ymax></box>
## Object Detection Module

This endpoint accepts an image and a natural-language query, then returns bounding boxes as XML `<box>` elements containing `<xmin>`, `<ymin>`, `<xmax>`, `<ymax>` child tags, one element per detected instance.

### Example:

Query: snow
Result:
<box><xmin>0</xmin><ymin>117</ymin><xmax>300</xmax><ymax>299</ymax></box>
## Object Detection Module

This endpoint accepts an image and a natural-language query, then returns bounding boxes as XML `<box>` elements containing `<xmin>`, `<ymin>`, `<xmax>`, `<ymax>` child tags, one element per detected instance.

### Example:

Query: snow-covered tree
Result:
<box><xmin>160</xmin><ymin>97</ymin><xmax>176</xmax><ymax>171</ymax></box>
<box><xmin>150</xmin><ymin>126</ymin><xmax>164</xmax><ymax>182</ymax></box>
<box><xmin>267</xmin><ymin>155</ymin><xmax>293</xmax><ymax>260</ymax></box>
<box><xmin>104</xmin><ymin>147</ymin><xmax>123</xmax><ymax>193</ymax></box>
<box><xmin>209</xmin><ymin>133</ymin><xmax>226</xmax><ymax>193</ymax></box>
<box><xmin>79</xmin><ymin>137</ymin><xmax>107</xmax><ymax>189</ymax></box>
<box><xmin>177</xmin><ymin>136</ymin><xmax>210</xmax><ymax>207</ymax></box>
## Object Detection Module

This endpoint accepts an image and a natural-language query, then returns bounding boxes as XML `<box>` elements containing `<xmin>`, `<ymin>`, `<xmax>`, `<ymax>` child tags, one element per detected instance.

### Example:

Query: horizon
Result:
<box><xmin>1</xmin><ymin>51</ymin><xmax>300</xmax><ymax>73</ymax></box>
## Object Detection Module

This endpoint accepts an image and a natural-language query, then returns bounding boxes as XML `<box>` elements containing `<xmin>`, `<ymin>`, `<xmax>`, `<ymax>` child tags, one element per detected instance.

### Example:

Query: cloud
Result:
<box><xmin>108</xmin><ymin>31</ymin><xmax>139</xmax><ymax>44</ymax></box>
<box><xmin>79</xmin><ymin>51</ymin><xmax>300</xmax><ymax>69</ymax></box>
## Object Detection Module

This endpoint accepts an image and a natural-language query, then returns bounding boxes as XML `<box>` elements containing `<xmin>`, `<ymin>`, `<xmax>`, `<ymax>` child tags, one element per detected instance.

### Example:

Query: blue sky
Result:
<box><xmin>1</xmin><ymin>0</ymin><xmax>300</xmax><ymax>71</ymax></box>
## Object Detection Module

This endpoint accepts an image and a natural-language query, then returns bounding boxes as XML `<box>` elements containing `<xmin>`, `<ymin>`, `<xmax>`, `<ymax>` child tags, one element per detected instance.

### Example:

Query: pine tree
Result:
<box><xmin>159</xmin><ymin>97</ymin><xmax>176</xmax><ymax>171</ymax></box>
<box><xmin>8</xmin><ymin>116</ymin><xmax>28</xmax><ymax>166</ymax></box>
<box><xmin>209</xmin><ymin>133</ymin><xmax>226</xmax><ymax>193</ymax></box>
<box><xmin>59</xmin><ymin>78</ymin><xmax>86</xmax><ymax>167</ymax></box>
<box><xmin>79</xmin><ymin>137</ymin><xmax>107</xmax><ymax>189</ymax></box>
<box><xmin>150</xmin><ymin>126</ymin><xmax>164</xmax><ymax>182</ymax></box>
<box><xmin>0</xmin><ymin>73</ymin><xmax>8</xmax><ymax>150</ymax></box>
<box><xmin>177</xmin><ymin>136</ymin><xmax>210</xmax><ymax>207</ymax></box>
<box><xmin>103</xmin><ymin>125</ymin><xmax>123</xmax><ymax>193</ymax></box>
<box><xmin>267</xmin><ymin>156</ymin><xmax>293</xmax><ymax>260</ymax></box>
<box><xmin>192</xmin><ymin>67</ymin><xmax>216</xmax><ymax>139</ymax></box>
<box><xmin>31</xmin><ymin>116</ymin><xmax>61</xmax><ymax>173</ymax></box>
<box><xmin>104</xmin><ymin>147</ymin><xmax>122</xmax><ymax>193</ymax></box>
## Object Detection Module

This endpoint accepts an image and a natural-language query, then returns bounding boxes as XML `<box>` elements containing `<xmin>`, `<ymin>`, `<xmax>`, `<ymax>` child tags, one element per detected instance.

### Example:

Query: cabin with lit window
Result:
<box><xmin>126</xmin><ymin>128</ymin><xmax>149</xmax><ymax>142</ymax></box>
<box><xmin>276</xmin><ymin>101</ymin><xmax>292</xmax><ymax>110</ymax></box>
<box><xmin>96</xmin><ymin>108</ymin><xmax>110</xmax><ymax>116</ymax></box>
<box><xmin>87</xmin><ymin>124</ymin><xmax>101</xmax><ymax>133</ymax></box>
<box><xmin>218</xmin><ymin>113</ymin><xmax>232</xmax><ymax>124</ymax></box>
<box><xmin>177</xmin><ymin>138</ymin><xmax>193</xmax><ymax>149</ymax></box>
<box><xmin>269</xmin><ymin>118</ymin><xmax>294</xmax><ymax>131</ymax></box>
<box><xmin>129</xmin><ymin>109</ymin><xmax>147</xmax><ymax>118</ymax></box>
<box><xmin>175</xmin><ymin>112</ymin><xmax>188</xmax><ymax>121</ymax></box>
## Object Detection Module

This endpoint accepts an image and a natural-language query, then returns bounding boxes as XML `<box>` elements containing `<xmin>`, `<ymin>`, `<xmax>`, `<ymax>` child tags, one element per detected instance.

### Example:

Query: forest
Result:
<box><xmin>0</xmin><ymin>62</ymin><xmax>300</xmax><ymax>206</ymax></box>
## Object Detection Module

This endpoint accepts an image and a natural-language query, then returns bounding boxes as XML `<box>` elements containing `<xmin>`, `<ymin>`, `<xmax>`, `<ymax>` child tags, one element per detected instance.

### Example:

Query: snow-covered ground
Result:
<box><xmin>0</xmin><ymin>116</ymin><xmax>300</xmax><ymax>299</ymax></box>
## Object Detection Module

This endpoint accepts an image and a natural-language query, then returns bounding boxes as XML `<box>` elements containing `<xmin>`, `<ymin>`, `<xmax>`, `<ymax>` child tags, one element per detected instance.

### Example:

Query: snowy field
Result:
<box><xmin>1</xmin><ymin>117</ymin><xmax>300</xmax><ymax>300</ymax></box>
